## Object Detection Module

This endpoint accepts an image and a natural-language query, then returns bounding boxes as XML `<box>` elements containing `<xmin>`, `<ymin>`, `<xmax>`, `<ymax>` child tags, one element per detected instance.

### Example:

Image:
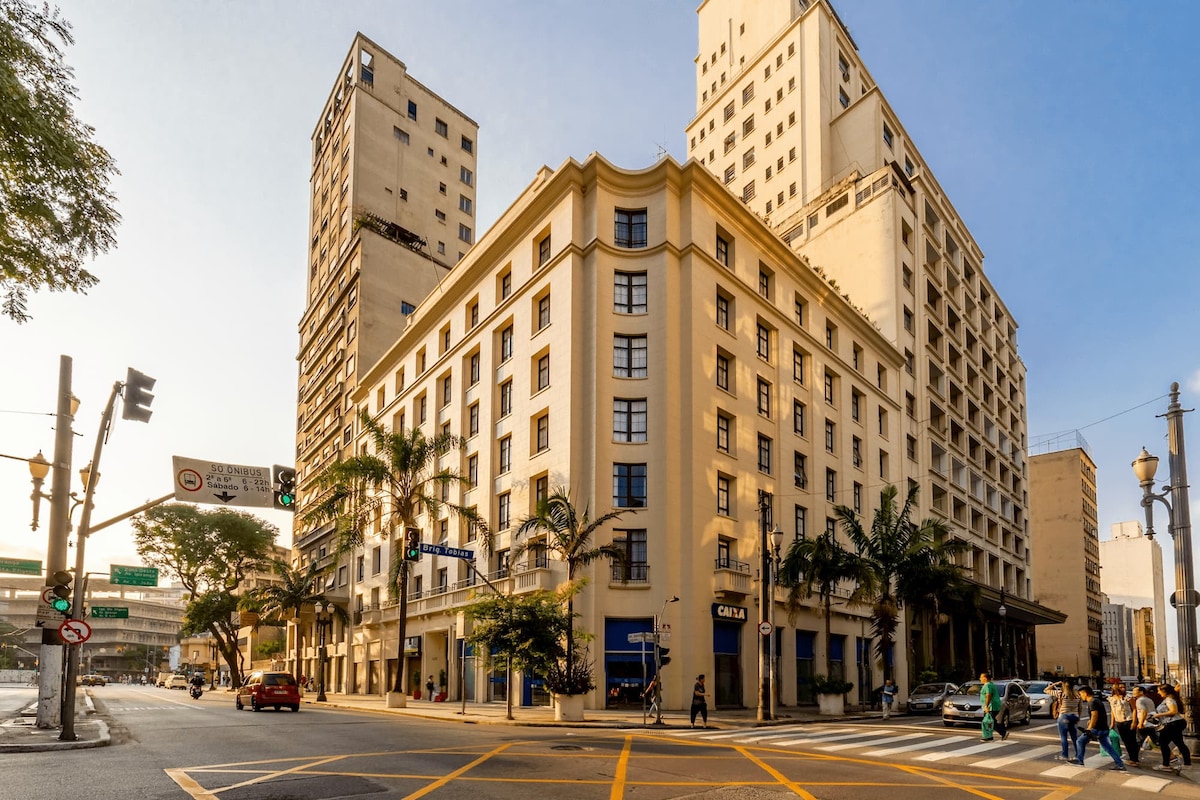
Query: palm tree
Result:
<box><xmin>251</xmin><ymin>559</ymin><xmax>345</xmax><ymax>682</ymax></box>
<box><xmin>896</xmin><ymin>544</ymin><xmax>976</xmax><ymax>678</ymax></box>
<box><xmin>777</xmin><ymin>528</ymin><xmax>873</xmax><ymax>684</ymax></box>
<box><xmin>301</xmin><ymin>409</ymin><xmax>486</xmax><ymax>696</ymax></box>
<box><xmin>835</xmin><ymin>483</ymin><xmax>966</xmax><ymax>683</ymax></box>
<box><xmin>509</xmin><ymin>488</ymin><xmax>628</xmax><ymax>692</ymax></box>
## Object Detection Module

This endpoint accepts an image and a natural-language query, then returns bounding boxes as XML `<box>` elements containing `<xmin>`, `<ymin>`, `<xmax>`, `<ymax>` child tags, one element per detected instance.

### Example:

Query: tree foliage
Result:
<box><xmin>0</xmin><ymin>0</ymin><xmax>120</xmax><ymax>321</ymax></box>
<box><xmin>132</xmin><ymin>504</ymin><xmax>277</xmax><ymax>688</ymax></box>
<box><xmin>247</xmin><ymin>559</ymin><xmax>347</xmax><ymax>681</ymax></box>
<box><xmin>301</xmin><ymin>409</ymin><xmax>486</xmax><ymax>694</ymax></box>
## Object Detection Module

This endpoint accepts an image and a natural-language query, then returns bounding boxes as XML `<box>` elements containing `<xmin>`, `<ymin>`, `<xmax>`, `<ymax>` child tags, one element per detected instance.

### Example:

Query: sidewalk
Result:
<box><xmin>0</xmin><ymin>684</ymin><xmax>877</xmax><ymax>752</ymax></box>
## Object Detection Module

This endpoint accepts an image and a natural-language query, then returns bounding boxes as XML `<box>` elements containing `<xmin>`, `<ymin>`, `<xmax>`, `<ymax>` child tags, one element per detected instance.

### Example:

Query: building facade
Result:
<box><xmin>684</xmin><ymin>0</ymin><xmax>1053</xmax><ymax>680</ymax></box>
<box><xmin>1100</xmin><ymin>520</ymin><xmax>1167</xmax><ymax>680</ymax></box>
<box><xmin>1028</xmin><ymin>440</ymin><xmax>1103</xmax><ymax>678</ymax></box>
<box><xmin>1101</xmin><ymin>594</ymin><xmax>1136</xmax><ymax>680</ymax></box>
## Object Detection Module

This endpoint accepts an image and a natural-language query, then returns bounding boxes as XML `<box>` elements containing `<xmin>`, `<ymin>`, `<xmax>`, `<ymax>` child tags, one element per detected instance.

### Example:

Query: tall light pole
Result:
<box><xmin>1131</xmin><ymin>381</ymin><xmax>1198</xmax><ymax>736</ymax></box>
<box><xmin>758</xmin><ymin>492</ymin><xmax>771</xmax><ymax>722</ymax></box>
<box><xmin>314</xmin><ymin>601</ymin><xmax>333</xmax><ymax>702</ymax></box>
<box><xmin>652</xmin><ymin>595</ymin><xmax>678</xmax><ymax>725</ymax></box>
<box><xmin>997</xmin><ymin>588</ymin><xmax>1008</xmax><ymax>678</ymax></box>
<box><xmin>768</xmin><ymin>525</ymin><xmax>783</xmax><ymax>721</ymax></box>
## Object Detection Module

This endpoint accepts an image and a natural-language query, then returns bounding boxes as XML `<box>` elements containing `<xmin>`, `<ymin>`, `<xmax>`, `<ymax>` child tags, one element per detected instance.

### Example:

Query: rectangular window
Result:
<box><xmin>611</xmin><ymin>529</ymin><xmax>648</xmax><ymax>581</ymax></box>
<box><xmin>372</xmin><ymin>546</ymin><xmax>382</xmax><ymax>574</ymax></box>
<box><xmin>460</xmin><ymin>166</ymin><xmax>473</xmax><ymax>186</ymax></box>
<box><xmin>795</xmin><ymin>505</ymin><xmax>807</xmax><ymax>539</ymax></box>
<box><xmin>716</xmin><ymin>234</ymin><xmax>730</xmax><ymax>266</ymax></box>
<box><xmin>458</xmin><ymin>224</ymin><xmax>472</xmax><ymax>244</ymax></box>
<box><xmin>461</xmin><ymin>135</ymin><xmax>473</xmax><ymax>153</ymax></box>
<box><xmin>470</xmin><ymin>352</ymin><xmax>481</xmax><ymax>385</ymax></box>
<box><xmin>614</xmin><ymin>335</ymin><xmax>648</xmax><ymax>378</ymax></box>
<box><xmin>500</xmin><ymin>271</ymin><xmax>512</xmax><ymax>300</ymax></box>
<box><xmin>538</xmin><ymin>234</ymin><xmax>552</xmax><ymax>266</ymax></box>
<box><xmin>723</xmin><ymin>101</ymin><xmax>735</xmax><ymax>122</ymax></box>
<box><xmin>614</xmin><ymin>271</ymin><xmax>648</xmax><ymax>313</ymax></box>
<box><xmin>442</xmin><ymin>375</ymin><xmax>453</xmax><ymax>406</ymax></box>
<box><xmin>538</xmin><ymin>294</ymin><xmax>551</xmax><ymax>330</ymax></box>
<box><xmin>613</xmin><ymin>463</ymin><xmax>648</xmax><ymax>508</ymax></box>
<box><xmin>393</xmin><ymin>126</ymin><xmax>410</xmax><ymax>144</ymax></box>
<box><xmin>883</xmin><ymin>123</ymin><xmax>894</xmax><ymax>148</ymax></box>
<box><xmin>500</xmin><ymin>380</ymin><xmax>513</xmax><ymax>416</ymax></box>
<box><xmin>614</xmin><ymin>398</ymin><xmax>648</xmax><ymax>442</ymax></box>
<box><xmin>742</xmin><ymin>181</ymin><xmax>756</xmax><ymax>202</ymax></box>
<box><xmin>742</xmin><ymin>82</ymin><xmax>754</xmax><ymax>104</ymax></box>
<box><xmin>499</xmin><ymin>436</ymin><xmax>512</xmax><ymax>473</ymax></box>
<box><xmin>793</xmin><ymin>400</ymin><xmax>806</xmax><ymax>436</ymax></box>
<box><xmin>536</xmin><ymin>414</ymin><xmax>549</xmax><ymax>452</ymax></box>
<box><xmin>724</xmin><ymin>164</ymin><xmax>736</xmax><ymax>184</ymax></box>
<box><xmin>467</xmin><ymin>454</ymin><xmax>478</xmax><ymax>488</ymax></box>
<box><xmin>853</xmin><ymin>482</ymin><xmax>863</xmax><ymax>514</ymax></box>
<box><xmin>716</xmin><ymin>351</ymin><xmax>731</xmax><ymax>391</ymax></box>
<box><xmin>500</xmin><ymin>325</ymin><xmax>514</xmax><ymax>361</ymax></box>
<box><xmin>717</xmin><ymin>475</ymin><xmax>731</xmax><ymax>515</ymax></box>
<box><xmin>757</xmin><ymin>434</ymin><xmax>773</xmax><ymax>474</ymax></box>
<box><xmin>756</xmin><ymin>378</ymin><xmax>771</xmax><ymax>417</ymax></box>
<box><xmin>535</xmin><ymin>476</ymin><xmax>549</xmax><ymax>505</ymax></box>
<box><xmin>717</xmin><ymin>413</ymin><xmax>731</xmax><ymax>453</ymax></box>
<box><xmin>743</xmin><ymin>115</ymin><xmax>755</xmax><ymax>136</ymax></box>
<box><xmin>838</xmin><ymin>87</ymin><xmax>849</xmax><ymax>109</ymax></box>
<box><xmin>793</xmin><ymin>349</ymin><xmax>805</xmax><ymax>383</ymax></box>
<box><xmin>852</xmin><ymin>436</ymin><xmax>863</xmax><ymax>469</ymax></box>
<box><xmin>537</xmin><ymin>354</ymin><xmax>550</xmax><ymax>390</ymax></box>
<box><xmin>824</xmin><ymin>371</ymin><xmax>836</xmax><ymax>404</ymax></box>
<box><xmin>825</xmin><ymin>419</ymin><xmax>836</xmax><ymax>453</ymax></box>
<box><xmin>756</xmin><ymin>323</ymin><xmax>770</xmax><ymax>359</ymax></box>
<box><xmin>743</xmin><ymin>147</ymin><xmax>755</xmax><ymax>169</ymax></box>
<box><xmin>851</xmin><ymin>390</ymin><xmax>861</xmax><ymax>421</ymax></box>
<box><xmin>614</xmin><ymin>208</ymin><xmax>648</xmax><ymax>248</ymax></box>
<box><xmin>794</xmin><ymin>452</ymin><xmax>807</xmax><ymax>488</ymax></box>
<box><xmin>468</xmin><ymin>402</ymin><xmax>479</xmax><ymax>436</ymax></box>
<box><xmin>716</xmin><ymin>292</ymin><xmax>731</xmax><ymax>330</ymax></box>
<box><xmin>498</xmin><ymin>492</ymin><xmax>511</xmax><ymax>530</ymax></box>
<box><xmin>435</xmin><ymin>118</ymin><xmax>448</xmax><ymax>137</ymax></box>
<box><xmin>825</xmin><ymin>469</ymin><xmax>836</xmax><ymax>502</ymax></box>
<box><xmin>407</xmin><ymin>100</ymin><xmax>417</xmax><ymax>120</ymax></box>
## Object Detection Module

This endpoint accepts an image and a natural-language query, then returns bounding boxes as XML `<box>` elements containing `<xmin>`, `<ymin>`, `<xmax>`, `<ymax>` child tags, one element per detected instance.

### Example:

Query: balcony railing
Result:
<box><xmin>713</xmin><ymin>557</ymin><xmax>752</xmax><ymax>597</ymax></box>
<box><xmin>610</xmin><ymin>563</ymin><xmax>650</xmax><ymax>584</ymax></box>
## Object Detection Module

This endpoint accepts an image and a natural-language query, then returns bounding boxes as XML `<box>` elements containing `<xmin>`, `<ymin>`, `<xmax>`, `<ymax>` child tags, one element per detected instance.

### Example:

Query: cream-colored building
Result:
<box><xmin>1100</xmin><ymin>520</ymin><xmax>1167</xmax><ymax>680</ymax></box>
<box><xmin>1029</xmin><ymin>441</ymin><xmax>1102</xmax><ymax>677</ymax></box>
<box><xmin>685</xmin><ymin>0</ymin><xmax>1053</xmax><ymax>680</ymax></box>
<box><xmin>290</xmin><ymin>35</ymin><xmax>479</xmax><ymax>692</ymax></box>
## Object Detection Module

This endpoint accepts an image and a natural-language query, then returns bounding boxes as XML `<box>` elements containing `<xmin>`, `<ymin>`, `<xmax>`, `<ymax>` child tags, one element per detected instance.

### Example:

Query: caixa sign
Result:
<box><xmin>711</xmin><ymin>603</ymin><xmax>747</xmax><ymax>622</ymax></box>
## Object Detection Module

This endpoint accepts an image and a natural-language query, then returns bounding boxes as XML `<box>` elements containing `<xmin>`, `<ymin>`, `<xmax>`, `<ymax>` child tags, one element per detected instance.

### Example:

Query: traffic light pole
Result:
<box><xmin>60</xmin><ymin>381</ymin><xmax>120</xmax><ymax>741</ymax></box>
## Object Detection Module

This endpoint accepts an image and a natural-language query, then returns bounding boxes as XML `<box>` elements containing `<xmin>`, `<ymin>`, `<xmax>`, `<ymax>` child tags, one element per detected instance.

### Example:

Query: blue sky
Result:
<box><xmin>2</xmin><ymin>0</ymin><xmax>1199</xmax><ymax>655</ymax></box>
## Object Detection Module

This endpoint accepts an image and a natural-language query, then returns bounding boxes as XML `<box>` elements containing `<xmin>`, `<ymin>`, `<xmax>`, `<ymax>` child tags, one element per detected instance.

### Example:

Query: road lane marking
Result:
<box><xmin>916</xmin><ymin>740</ymin><xmax>1019</xmax><ymax>761</ymax></box>
<box><xmin>735</xmin><ymin>745</ymin><xmax>819</xmax><ymax>799</ymax></box>
<box><xmin>609</xmin><ymin>735</ymin><xmax>633</xmax><ymax>800</ymax></box>
<box><xmin>404</xmin><ymin>741</ymin><xmax>515</xmax><ymax>800</ymax></box>
<box><xmin>816</xmin><ymin>732</ymin><xmax>930</xmax><ymax>752</ymax></box>
<box><xmin>973</xmin><ymin>745</ymin><xmax>1059</xmax><ymax>769</ymax></box>
<box><xmin>867</xmin><ymin>735</ymin><xmax>972</xmax><ymax>756</ymax></box>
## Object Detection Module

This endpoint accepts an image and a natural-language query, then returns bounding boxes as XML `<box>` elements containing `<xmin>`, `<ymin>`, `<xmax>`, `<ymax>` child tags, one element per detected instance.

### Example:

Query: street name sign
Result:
<box><xmin>0</xmin><ymin>557</ymin><xmax>42</xmax><ymax>576</ymax></box>
<box><xmin>91</xmin><ymin>606</ymin><xmax>130</xmax><ymax>619</ymax></box>
<box><xmin>110</xmin><ymin>565</ymin><xmax>159</xmax><ymax>587</ymax></box>
<box><xmin>172</xmin><ymin>455</ymin><xmax>274</xmax><ymax>509</ymax></box>
<box><xmin>419</xmin><ymin>543</ymin><xmax>475</xmax><ymax>560</ymax></box>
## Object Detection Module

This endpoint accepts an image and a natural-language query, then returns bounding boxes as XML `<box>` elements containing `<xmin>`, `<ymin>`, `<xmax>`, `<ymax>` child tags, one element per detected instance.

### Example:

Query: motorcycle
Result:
<box><xmin>189</xmin><ymin>684</ymin><xmax>203</xmax><ymax>699</ymax></box>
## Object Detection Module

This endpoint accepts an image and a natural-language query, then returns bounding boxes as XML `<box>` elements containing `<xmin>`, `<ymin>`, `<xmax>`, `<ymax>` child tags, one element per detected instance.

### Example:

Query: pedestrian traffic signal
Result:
<box><xmin>657</xmin><ymin>645</ymin><xmax>671</xmax><ymax>668</ymax></box>
<box><xmin>121</xmin><ymin>368</ymin><xmax>156</xmax><ymax>422</ymax></box>
<box><xmin>50</xmin><ymin>570</ymin><xmax>72</xmax><ymax>615</ymax></box>
<box><xmin>273</xmin><ymin>464</ymin><xmax>296</xmax><ymax>511</ymax></box>
<box><xmin>403</xmin><ymin>527</ymin><xmax>421</xmax><ymax>561</ymax></box>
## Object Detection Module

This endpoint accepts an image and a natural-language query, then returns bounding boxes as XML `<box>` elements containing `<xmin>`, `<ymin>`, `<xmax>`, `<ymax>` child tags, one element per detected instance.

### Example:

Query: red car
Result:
<box><xmin>235</xmin><ymin>671</ymin><xmax>301</xmax><ymax>712</ymax></box>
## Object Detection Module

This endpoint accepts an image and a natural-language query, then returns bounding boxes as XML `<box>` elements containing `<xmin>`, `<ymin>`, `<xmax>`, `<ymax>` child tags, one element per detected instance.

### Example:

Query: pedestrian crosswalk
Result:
<box><xmin>661</xmin><ymin>722</ymin><xmax>1175</xmax><ymax>793</ymax></box>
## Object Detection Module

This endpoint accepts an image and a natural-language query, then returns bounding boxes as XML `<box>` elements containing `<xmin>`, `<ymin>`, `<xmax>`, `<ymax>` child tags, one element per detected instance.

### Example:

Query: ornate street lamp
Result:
<box><xmin>314</xmin><ymin>602</ymin><xmax>335</xmax><ymax>702</ymax></box>
<box><xmin>997</xmin><ymin>588</ymin><xmax>1008</xmax><ymax>678</ymax></box>
<box><xmin>768</xmin><ymin>525</ymin><xmax>784</xmax><ymax>720</ymax></box>
<box><xmin>1131</xmin><ymin>382</ymin><xmax>1199</xmax><ymax>736</ymax></box>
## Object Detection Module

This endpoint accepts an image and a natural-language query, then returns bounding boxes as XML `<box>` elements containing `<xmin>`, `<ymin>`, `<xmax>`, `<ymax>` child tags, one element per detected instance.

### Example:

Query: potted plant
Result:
<box><xmin>544</xmin><ymin>647</ymin><xmax>595</xmax><ymax>722</ymax></box>
<box><xmin>813</xmin><ymin>674</ymin><xmax>855</xmax><ymax>716</ymax></box>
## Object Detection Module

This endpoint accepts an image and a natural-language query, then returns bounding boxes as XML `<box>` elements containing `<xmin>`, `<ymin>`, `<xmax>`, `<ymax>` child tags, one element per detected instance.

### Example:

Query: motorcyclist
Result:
<box><xmin>189</xmin><ymin>672</ymin><xmax>205</xmax><ymax>696</ymax></box>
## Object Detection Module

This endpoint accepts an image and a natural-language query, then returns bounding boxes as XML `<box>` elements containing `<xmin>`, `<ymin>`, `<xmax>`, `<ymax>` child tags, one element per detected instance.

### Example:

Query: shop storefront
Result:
<box><xmin>712</xmin><ymin>604</ymin><xmax>745</xmax><ymax>708</ymax></box>
<box><xmin>603</xmin><ymin>618</ymin><xmax>655</xmax><ymax>707</ymax></box>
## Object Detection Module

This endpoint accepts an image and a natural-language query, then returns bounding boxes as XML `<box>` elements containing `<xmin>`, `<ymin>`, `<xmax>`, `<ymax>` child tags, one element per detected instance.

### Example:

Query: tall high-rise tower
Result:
<box><xmin>1101</xmin><ymin>520</ymin><xmax>1168</xmax><ymax>679</ymax></box>
<box><xmin>687</xmin><ymin>0</ymin><xmax>1052</xmax><ymax>676</ymax></box>
<box><xmin>290</xmin><ymin>36</ymin><xmax>478</xmax><ymax>681</ymax></box>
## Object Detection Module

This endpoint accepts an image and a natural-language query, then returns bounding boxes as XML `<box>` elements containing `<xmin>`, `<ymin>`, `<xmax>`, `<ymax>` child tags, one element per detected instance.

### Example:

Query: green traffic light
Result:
<box><xmin>279</xmin><ymin>492</ymin><xmax>294</xmax><ymax>506</ymax></box>
<box><xmin>52</xmin><ymin>597</ymin><xmax>70</xmax><ymax>612</ymax></box>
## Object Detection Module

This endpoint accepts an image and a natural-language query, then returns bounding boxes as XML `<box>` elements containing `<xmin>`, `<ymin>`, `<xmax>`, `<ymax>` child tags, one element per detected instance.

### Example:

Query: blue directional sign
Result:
<box><xmin>419</xmin><ymin>543</ymin><xmax>475</xmax><ymax>560</ymax></box>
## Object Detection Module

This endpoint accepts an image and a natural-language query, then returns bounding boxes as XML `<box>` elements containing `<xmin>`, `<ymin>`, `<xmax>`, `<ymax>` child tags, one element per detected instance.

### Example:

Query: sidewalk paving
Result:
<box><xmin>0</xmin><ymin>683</ymin><xmax>876</xmax><ymax>752</ymax></box>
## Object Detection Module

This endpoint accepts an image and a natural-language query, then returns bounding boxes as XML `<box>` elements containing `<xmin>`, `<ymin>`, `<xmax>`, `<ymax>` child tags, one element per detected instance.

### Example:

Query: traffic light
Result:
<box><xmin>273</xmin><ymin>464</ymin><xmax>296</xmax><ymax>511</ymax></box>
<box><xmin>657</xmin><ymin>645</ymin><xmax>671</xmax><ymax>668</ymax></box>
<box><xmin>122</xmin><ymin>368</ymin><xmax>156</xmax><ymax>422</ymax></box>
<box><xmin>403</xmin><ymin>527</ymin><xmax>421</xmax><ymax>561</ymax></box>
<box><xmin>50</xmin><ymin>570</ymin><xmax>72</xmax><ymax>615</ymax></box>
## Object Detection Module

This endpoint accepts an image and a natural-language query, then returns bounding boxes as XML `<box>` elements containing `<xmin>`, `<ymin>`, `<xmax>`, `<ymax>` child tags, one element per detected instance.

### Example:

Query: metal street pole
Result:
<box><xmin>36</xmin><ymin>355</ymin><xmax>74</xmax><ymax>730</ymax></box>
<box><xmin>758</xmin><ymin>491</ymin><xmax>771</xmax><ymax>722</ymax></box>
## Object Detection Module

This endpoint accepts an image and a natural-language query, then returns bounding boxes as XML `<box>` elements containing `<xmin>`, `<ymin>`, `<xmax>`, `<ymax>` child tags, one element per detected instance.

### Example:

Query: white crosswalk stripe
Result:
<box><xmin>973</xmin><ymin>744</ymin><xmax>1060</xmax><ymax>769</ymax></box>
<box><xmin>817</xmin><ymin>732</ymin><xmax>930</xmax><ymax>752</ymax></box>
<box><xmin>915</xmin><ymin>739</ymin><xmax>1018</xmax><ymax>761</ymax></box>
<box><xmin>867</xmin><ymin>735</ymin><xmax>972</xmax><ymax>757</ymax></box>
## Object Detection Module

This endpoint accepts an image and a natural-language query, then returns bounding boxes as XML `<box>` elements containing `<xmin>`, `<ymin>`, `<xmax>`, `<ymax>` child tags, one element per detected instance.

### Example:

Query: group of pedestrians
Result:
<box><xmin>1053</xmin><ymin>680</ymin><xmax>1191</xmax><ymax>773</ymax></box>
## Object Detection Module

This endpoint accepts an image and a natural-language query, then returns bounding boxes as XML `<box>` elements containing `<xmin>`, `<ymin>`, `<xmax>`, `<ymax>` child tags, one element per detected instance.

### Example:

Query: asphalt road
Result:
<box><xmin>5</xmin><ymin>684</ymin><xmax>1199</xmax><ymax>800</ymax></box>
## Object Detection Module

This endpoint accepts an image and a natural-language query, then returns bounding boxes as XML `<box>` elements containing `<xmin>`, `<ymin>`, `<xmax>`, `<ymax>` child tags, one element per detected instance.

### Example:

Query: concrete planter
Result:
<box><xmin>817</xmin><ymin>692</ymin><xmax>846</xmax><ymax>716</ymax></box>
<box><xmin>386</xmin><ymin>691</ymin><xmax>408</xmax><ymax>708</ymax></box>
<box><xmin>553</xmin><ymin>693</ymin><xmax>585</xmax><ymax>721</ymax></box>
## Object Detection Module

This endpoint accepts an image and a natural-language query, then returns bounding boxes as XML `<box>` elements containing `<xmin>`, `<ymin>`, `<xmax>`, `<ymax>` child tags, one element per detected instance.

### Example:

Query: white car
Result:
<box><xmin>167</xmin><ymin>674</ymin><xmax>189</xmax><ymax>690</ymax></box>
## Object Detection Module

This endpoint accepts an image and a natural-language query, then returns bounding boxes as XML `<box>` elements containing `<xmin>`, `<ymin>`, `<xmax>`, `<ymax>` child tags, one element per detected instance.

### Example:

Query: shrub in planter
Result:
<box><xmin>812</xmin><ymin>674</ymin><xmax>855</xmax><ymax>695</ymax></box>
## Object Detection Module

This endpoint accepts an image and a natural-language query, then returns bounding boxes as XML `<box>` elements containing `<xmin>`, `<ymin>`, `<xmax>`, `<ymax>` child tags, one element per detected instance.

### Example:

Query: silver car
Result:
<box><xmin>1021</xmin><ymin>680</ymin><xmax>1060</xmax><ymax>718</ymax></box>
<box><xmin>906</xmin><ymin>682</ymin><xmax>958</xmax><ymax>714</ymax></box>
<box><xmin>942</xmin><ymin>680</ymin><xmax>1031</xmax><ymax>728</ymax></box>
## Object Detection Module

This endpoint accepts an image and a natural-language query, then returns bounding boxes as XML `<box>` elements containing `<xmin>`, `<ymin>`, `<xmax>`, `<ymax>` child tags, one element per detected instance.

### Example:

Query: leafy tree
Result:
<box><xmin>464</xmin><ymin>588</ymin><xmax>571</xmax><ymax>720</ymax></box>
<box><xmin>509</xmin><ymin>488</ymin><xmax>628</xmax><ymax>693</ymax></box>
<box><xmin>835</xmin><ymin>483</ymin><xmax>968</xmax><ymax>682</ymax></box>
<box><xmin>302</xmin><ymin>409</ymin><xmax>486</xmax><ymax>695</ymax></box>
<box><xmin>777</xmin><ymin>528</ymin><xmax>872</xmax><ymax>685</ymax></box>
<box><xmin>248</xmin><ymin>559</ymin><xmax>348</xmax><ymax>683</ymax></box>
<box><xmin>0</xmin><ymin>0</ymin><xmax>120</xmax><ymax>322</ymax></box>
<box><xmin>131</xmin><ymin>504</ymin><xmax>276</xmax><ymax>688</ymax></box>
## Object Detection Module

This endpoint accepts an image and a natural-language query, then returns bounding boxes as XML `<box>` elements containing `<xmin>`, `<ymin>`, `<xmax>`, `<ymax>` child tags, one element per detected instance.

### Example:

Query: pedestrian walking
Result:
<box><xmin>1133</xmin><ymin>685</ymin><xmax>1160</xmax><ymax>755</ymax></box>
<box><xmin>643</xmin><ymin>674</ymin><xmax>661</xmax><ymax>718</ymax></box>
<box><xmin>1110</xmin><ymin>683</ymin><xmax>1139</xmax><ymax>766</ymax></box>
<box><xmin>426</xmin><ymin>676</ymin><xmax>436</xmax><ymax>701</ymax></box>
<box><xmin>979</xmin><ymin>672</ymin><xmax>1003</xmax><ymax>742</ymax></box>
<box><xmin>1054</xmin><ymin>682</ymin><xmax>1083</xmax><ymax>762</ymax></box>
<box><xmin>1075</xmin><ymin>686</ymin><xmax>1126</xmax><ymax>770</ymax></box>
<box><xmin>881</xmin><ymin>678</ymin><xmax>897</xmax><ymax>720</ymax></box>
<box><xmin>1150</xmin><ymin>683</ymin><xmax>1191</xmax><ymax>772</ymax></box>
<box><xmin>689</xmin><ymin>674</ymin><xmax>708</xmax><ymax>728</ymax></box>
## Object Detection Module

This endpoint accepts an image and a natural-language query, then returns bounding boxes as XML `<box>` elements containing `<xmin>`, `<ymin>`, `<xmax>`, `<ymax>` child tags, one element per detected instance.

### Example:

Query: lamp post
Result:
<box><xmin>210</xmin><ymin>641</ymin><xmax>218</xmax><ymax>690</ymax></box>
<box><xmin>652</xmin><ymin>595</ymin><xmax>679</xmax><ymax>725</ymax></box>
<box><xmin>314</xmin><ymin>602</ymin><xmax>333</xmax><ymax>702</ymax></box>
<box><xmin>768</xmin><ymin>525</ymin><xmax>784</xmax><ymax>721</ymax></box>
<box><xmin>1132</xmin><ymin>382</ymin><xmax>1198</xmax><ymax>736</ymax></box>
<box><xmin>997</xmin><ymin>588</ymin><xmax>1008</xmax><ymax>679</ymax></box>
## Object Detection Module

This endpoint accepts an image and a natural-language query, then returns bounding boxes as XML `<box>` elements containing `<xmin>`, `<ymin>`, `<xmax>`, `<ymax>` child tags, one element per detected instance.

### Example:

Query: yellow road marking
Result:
<box><xmin>610</xmin><ymin>735</ymin><xmax>634</xmax><ymax>800</ymax></box>
<box><xmin>164</xmin><ymin>768</ymin><xmax>219</xmax><ymax>800</ymax></box>
<box><xmin>735</xmin><ymin>746</ymin><xmax>820</xmax><ymax>799</ymax></box>
<box><xmin>1035</xmin><ymin>788</ymin><xmax>1082</xmax><ymax>800</ymax></box>
<box><xmin>403</xmin><ymin>741</ymin><xmax>514</xmax><ymax>800</ymax></box>
<box><xmin>211</xmin><ymin>754</ymin><xmax>347</xmax><ymax>795</ymax></box>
